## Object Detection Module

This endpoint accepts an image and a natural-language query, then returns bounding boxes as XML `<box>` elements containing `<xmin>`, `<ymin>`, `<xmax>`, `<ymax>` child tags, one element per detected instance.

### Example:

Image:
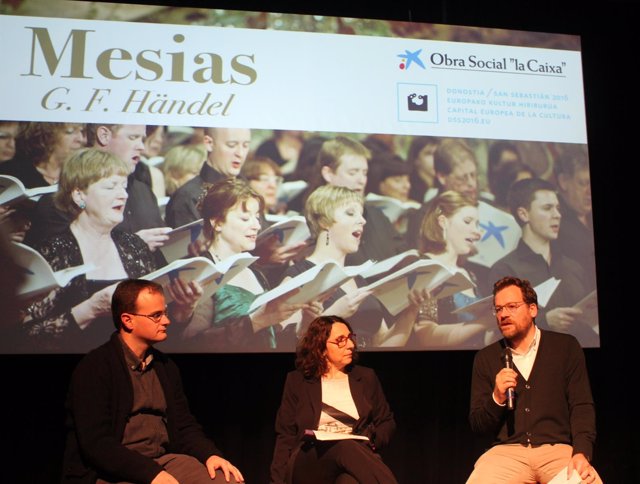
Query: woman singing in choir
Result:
<box><xmin>20</xmin><ymin>148</ymin><xmax>199</xmax><ymax>352</ymax></box>
<box><xmin>283</xmin><ymin>185</ymin><xmax>426</xmax><ymax>349</ymax></box>
<box><xmin>411</xmin><ymin>190</ymin><xmax>493</xmax><ymax>349</ymax></box>
<box><xmin>179</xmin><ymin>178</ymin><xmax>312</xmax><ymax>351</ymax></box>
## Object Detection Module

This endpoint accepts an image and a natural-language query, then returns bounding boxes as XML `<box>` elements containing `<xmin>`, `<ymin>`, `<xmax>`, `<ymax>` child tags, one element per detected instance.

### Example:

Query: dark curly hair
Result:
<box><xmin>295</xmin><ymin>315</ymin><xmax>357</xmax><ymax>380</ymax></box>
<box><xmin>492</xmin><ymin>276</ymin><xmax>538</xmax><ymax>307</ymax></box>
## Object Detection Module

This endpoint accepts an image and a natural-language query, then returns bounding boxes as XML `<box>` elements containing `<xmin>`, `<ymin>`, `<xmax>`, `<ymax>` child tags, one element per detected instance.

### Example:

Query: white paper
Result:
<box><xmin>256</xmin><ymin>215</ymin><xmax>310</xmax><ymax>247</ymax></box>
<box><xmin>364</xmin><ymin>193</ymin><xmax>420</xmax><ymax>224</ymax></box>
<box><xmin>0</xmin><ymin>174</ymin><xmax>57</xmax><ymax>205</ymax></box>
<box><xmin>548</xmin><ymin>466</ymin><xmax>582</xmax><ymax>484</ymax></box>
<box><xmin>277</xmin><ymin>180</ymin><xmax>308</xmax><ymax>204</ymax></box>
<box><xmin>13</xmin><ymin>242</ymin><xmax>95</xmax><ymax>299</ymax></box>
<box><xmin>365</xmin><ymin>259</ymin><xmax>474</xmax><ymax>315</ymax></box>
<box><xmin>143</xmin><ymin>252</ymin><xmax>257</xmax><ymax>302</ymax></box>
<box><xmin>359</xmin><ymin>249</ymin><xmax>421</xmax><ymax>280</ymax></box>
<box><xmin>249</xmin><ymin>259</ymin><xmax>374</xmax><ymax>312</ymax></box>
<box><xmin>159</xmin><ymin>218</ymin><xmax>204</xmax><ymax>263</ymax></box>
<box><xmin>308</xmin><ymin>430</ymin><xmax>369</xmax><ymax>441</ymax></box>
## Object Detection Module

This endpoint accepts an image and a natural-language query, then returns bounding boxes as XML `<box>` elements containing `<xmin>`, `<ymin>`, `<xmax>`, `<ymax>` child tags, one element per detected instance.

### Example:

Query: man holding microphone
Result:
<box><xmin>467</xmin><ymin>276</ymin><xmax>602</xmax><ymax>483</ymax></box>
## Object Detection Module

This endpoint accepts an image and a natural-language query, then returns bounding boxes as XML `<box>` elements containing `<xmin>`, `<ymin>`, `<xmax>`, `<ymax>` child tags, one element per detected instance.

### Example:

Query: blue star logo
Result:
<box><xmin>480</xmin><ymin>221</ymin><xmax>510</xmax><ymax>248</ymax></box>
<box><xmin>398</xmin><ymin>49</ymin><xmax>425</xmax><ymax>70</ymax></box>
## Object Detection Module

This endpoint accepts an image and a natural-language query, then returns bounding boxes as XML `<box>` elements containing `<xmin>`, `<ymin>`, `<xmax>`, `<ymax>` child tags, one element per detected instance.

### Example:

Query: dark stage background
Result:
<box><xmin>1</xmin><ymin>0</ymin><xmax>638</xmax><ymax>482</ymax></box>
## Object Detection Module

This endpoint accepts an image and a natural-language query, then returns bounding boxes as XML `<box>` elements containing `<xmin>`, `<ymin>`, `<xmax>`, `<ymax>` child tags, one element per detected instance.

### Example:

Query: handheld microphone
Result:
<box><xmin>502</xmin><ymin>348</ymin><xmax>515</xmax><ymax>410</ymax></box>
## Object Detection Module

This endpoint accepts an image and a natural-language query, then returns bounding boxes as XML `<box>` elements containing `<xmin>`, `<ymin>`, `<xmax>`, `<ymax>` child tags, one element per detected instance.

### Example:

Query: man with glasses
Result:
<box><xmin>62</xmin><ymin>279</ymin><xmax>244</xmax><ymax>484</ymax></box>
<box><xmin>466</xmin><ymin>276</ymin><xmax>601</xmax><ymax>484</ymax></box>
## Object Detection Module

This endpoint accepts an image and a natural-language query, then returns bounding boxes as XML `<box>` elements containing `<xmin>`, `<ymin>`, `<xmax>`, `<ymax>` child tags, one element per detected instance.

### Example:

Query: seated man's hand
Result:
<box><xmin>569</xmin><ymin>452</ymin><xmax>600</xmax><ymax>483</ymax></box>
<box><xmin>151</xmin><ymin>470</ymin><xmax>180</xmax><ymax>484</ymax></box>
<box><xmin>206</xmin><ymin>455</ymin><xmax>245</xmax><ymax>482</ymax></box>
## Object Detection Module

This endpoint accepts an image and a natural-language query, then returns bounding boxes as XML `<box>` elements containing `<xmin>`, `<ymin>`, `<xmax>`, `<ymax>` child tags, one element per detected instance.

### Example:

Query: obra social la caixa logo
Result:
<box><xmin>397</xmin><ymin>49</ymin><xmax>429</xmax><ymax>112</ymax></box>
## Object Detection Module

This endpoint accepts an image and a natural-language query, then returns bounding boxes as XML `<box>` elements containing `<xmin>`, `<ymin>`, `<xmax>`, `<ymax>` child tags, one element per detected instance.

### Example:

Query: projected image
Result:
<box><xmin>0</xmin><ymin>1</ymin><xmax>597</xmax><ymax>353</ymax></box>
<box><xmin>0</xmin><ymin>123</ymin><xmax>598</xmax><ymax>353</ymax></box>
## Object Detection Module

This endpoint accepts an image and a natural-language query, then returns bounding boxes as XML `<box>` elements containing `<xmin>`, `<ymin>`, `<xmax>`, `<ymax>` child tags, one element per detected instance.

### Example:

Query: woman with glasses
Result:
<box><xmin>282</xmin><ymin>184</ymin><xmax>426</xmax><ymax>349</ymax></box>
<box><xmin>17</xmin><ymin>148</ymin><xmax>200</xmax><ymax>353</ymax></box>
<box><xmin>411</xmin><ymin>190</ymin><xmax>494</xmax><ymax>349</ymax></box>
<box><xmin>270</xmin><ymin>315</ymin><xmax>399</xmax><ymax>484</ymax></box>
<box><xmin>241</xmin><ymin>157</ymin><xmax>286</xmax><ymax>215</ymax></box>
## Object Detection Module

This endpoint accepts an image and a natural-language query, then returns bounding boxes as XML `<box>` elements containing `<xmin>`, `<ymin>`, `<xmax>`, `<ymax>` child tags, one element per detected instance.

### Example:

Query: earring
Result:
<box><xmin>77</xmin><ymin>200</ymin><xmax>86</xmax><ymax>210</ymax></box>
<box><xmin>442</xmin><ymin>225</ymin><xmax>447</xmax><ymax>240</ymax></box>
<box><xmin>325</xmin><ymin>230</ymin><xmax>330</xmax><ymax>246</ymax></box>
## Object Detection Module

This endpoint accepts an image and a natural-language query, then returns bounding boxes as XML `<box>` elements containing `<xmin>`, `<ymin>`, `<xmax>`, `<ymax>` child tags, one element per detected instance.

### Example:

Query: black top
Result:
<box><xmin>165</xmin><ymin>163</ymin><xmax>225</xmax><ymax>228</ymax></box>
<box><xmin>556</xmin><ymin>195</ymin><xmax>596</xmax><ymax>291</ymax></box>
<box><xmin>0</xmin><ymin>156</ymin><xmax>49</xmax><ymax>188</ymax></box>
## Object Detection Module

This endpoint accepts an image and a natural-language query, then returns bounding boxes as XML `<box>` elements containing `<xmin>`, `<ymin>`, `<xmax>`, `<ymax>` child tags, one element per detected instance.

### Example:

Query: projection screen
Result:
<box><xmin>0</xmin><ymin>1</ymin><xmax>598</xmax><ymax>353</ymax></box>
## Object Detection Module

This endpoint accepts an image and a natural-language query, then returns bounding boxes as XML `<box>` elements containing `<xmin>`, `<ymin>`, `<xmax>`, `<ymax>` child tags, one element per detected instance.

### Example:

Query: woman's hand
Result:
<box><xmin>135</xmin><ymin>227</ymin><xmax>171</xmax><ymax>251</ymax></box>
<box><xmin>71</xmin><ymin>282</ymin><xmax>119</xmax><ymax>329</ymax></box>
<box><xmin>167</xmin><ymin>278</ymin><xmax>203</xmax><ymax>323</ymax></box>
<box><xmin>408</xmin><ymin>287</ymin><xmax>430</xmax><ymax>310</ymax></box>
<box><xmin>323</xmin><ymin>287</ymin><xmax>372</xmax><ymax>318</ymax></box>
<box><xmin>251</xmin><ymin>288</ymin><xmax>307</xmax><ymax>331</ymax></box>
<box><xmin>253</xmin><ymin>233</ymin><xmax>308</xmax><ymax>265</ymax></box>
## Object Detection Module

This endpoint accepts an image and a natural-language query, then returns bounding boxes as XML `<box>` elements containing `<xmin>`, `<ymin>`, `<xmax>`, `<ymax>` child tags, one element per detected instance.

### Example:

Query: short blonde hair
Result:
<box><xmin>304</xmin><ymin>185</ymin><xmax>363</xmax><ymax>238</ymax></box>
<box><xmin>162</xmin><ymin>144</ymin><xmax>207</xmax><ymax>195</ymax></box>
<box><xmin>54</xmin><ymin>148</ymin><xmax>129</xmax><ymax>217</ymax></box>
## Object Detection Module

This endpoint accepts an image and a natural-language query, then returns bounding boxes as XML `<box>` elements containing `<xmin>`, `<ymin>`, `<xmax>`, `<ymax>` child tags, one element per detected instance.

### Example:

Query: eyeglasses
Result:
<box><xmin>254</xmin><ymin>175</ymin><xmax>283</xmax><ymax>185</ymax></box>
<box><xmin>492</xmin><ymin>302</ymin><xmax>526</xmax><ymax>316</ymax></box>
<box><xmin>127</xmin><ymin>309</ymin><xmax>169</xmax><ymax>324</ymax></box>
<box><xmin>328</xmin><ymin>333</ymin><xmax>357</xmax><ymax>348</ymax></box>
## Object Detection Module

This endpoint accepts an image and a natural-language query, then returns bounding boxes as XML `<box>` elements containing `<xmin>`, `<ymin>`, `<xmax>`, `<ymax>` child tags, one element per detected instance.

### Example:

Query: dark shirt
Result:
<box><xmin>120</xmin><ymin>337</ymin><xmax>169</xmax><ymax>459</ymax></box>
<box><xmin>256</xmin><ymin>138</ymin><xmax>286</xmax><ymax>166</ymax></box>
<box><xmin>0</xmin><ymin>156</ymin><xmax>50</xmax><ymax>188</ymax></box>
<box><xmin>165</xmin><ymin>163</ymin><xmax>225</xmax><ymax>228</ymax></box>
<box><xmin>469</xmin><ymin>330</ymin><xmax>596</xmax><ymax>460</ymax></box>
<box><xmin>489</xmin><ymin>239</ymin><xmax>598</xmax><ymax>346</ymax></box>
<box><xmin>556</xmin><ymin>195</ymin><xmax>596</xmax><ymax>291</ymax></box>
